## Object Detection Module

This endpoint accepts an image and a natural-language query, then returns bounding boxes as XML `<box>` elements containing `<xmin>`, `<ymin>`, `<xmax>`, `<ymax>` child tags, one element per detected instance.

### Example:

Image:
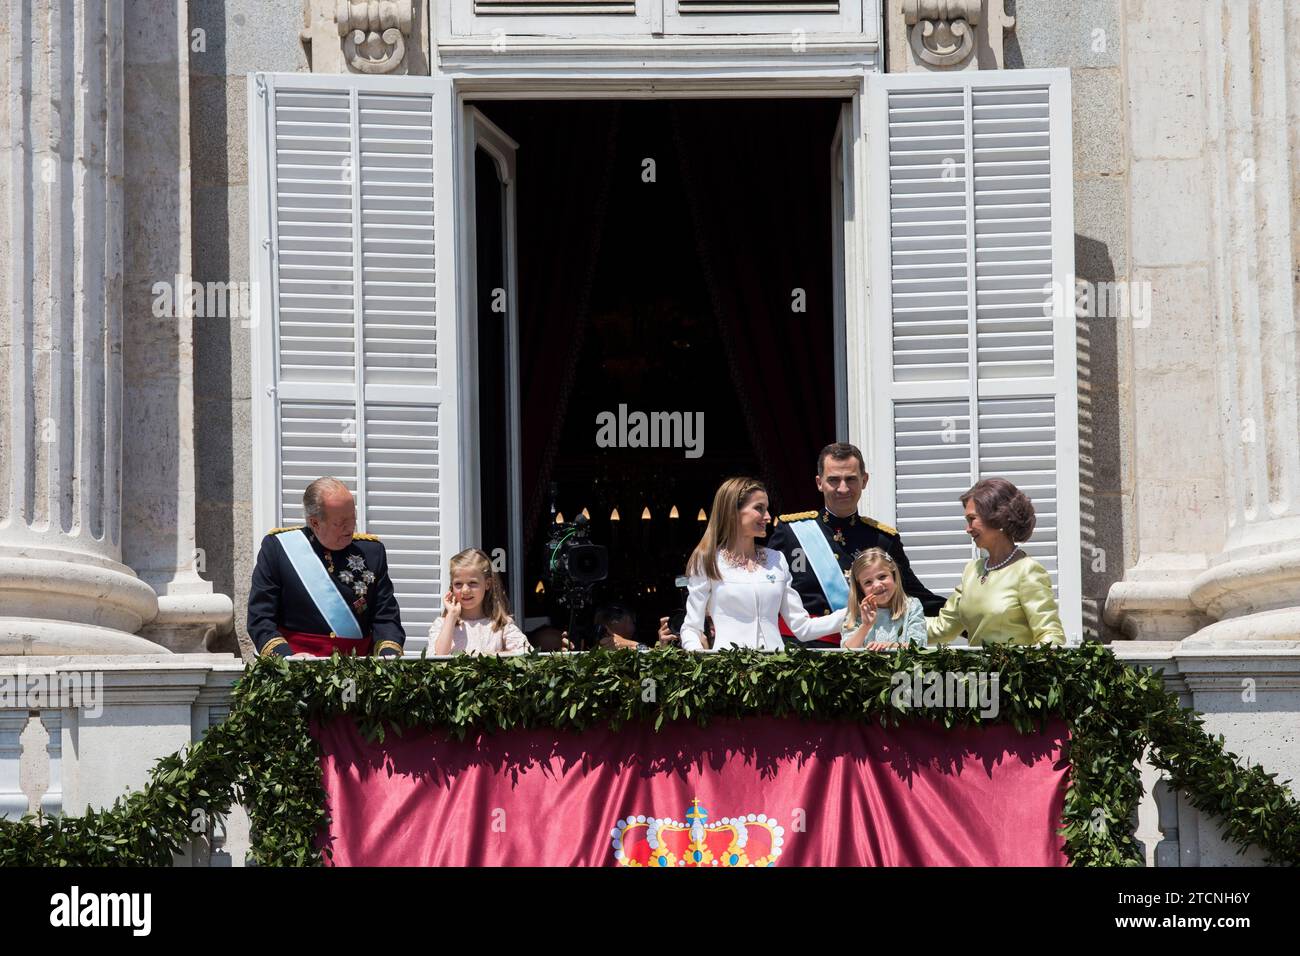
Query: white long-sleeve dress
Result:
<box><xmin>679</xmin><ymin>548</ymin><xmax>846</xmax><ymax>651</ymax></box>
<box><xmin>429</xmin><ymin>615</ymin><xmax>531</xmax><ymax>655</ymax></box>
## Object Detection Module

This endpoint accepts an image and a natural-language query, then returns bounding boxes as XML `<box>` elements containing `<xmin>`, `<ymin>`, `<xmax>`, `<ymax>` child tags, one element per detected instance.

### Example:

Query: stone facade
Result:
<box><xmin>7</xmin><ymin>4</ymin><xmax>1294</xmax><ymax>654</ymax></box>
<box><xmin>0</xmin><ymin>0</ymin><xmax>1297</xmax><ymax>864</ymax></box>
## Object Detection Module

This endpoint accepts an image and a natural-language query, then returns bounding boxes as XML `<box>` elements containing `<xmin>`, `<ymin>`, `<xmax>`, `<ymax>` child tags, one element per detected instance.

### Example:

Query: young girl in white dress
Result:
<box><xmin>430</xmin><ymin>548</ymin><xmax>531</xmax><ymax>656</ymax></box>
<box><xmin>840</xmin><ymin>548</ymin><xmax>927</xmax><ymax>650</ymax></box>
<box><xmin>679</xmin><ymin>477</ymin><xmax>845</xmax><ymax>651</ymax></box>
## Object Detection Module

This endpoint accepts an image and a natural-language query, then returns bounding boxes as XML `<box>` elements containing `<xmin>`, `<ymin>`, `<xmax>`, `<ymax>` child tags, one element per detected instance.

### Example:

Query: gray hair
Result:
<box><xmin>303</xmin><ymin>477</ymin><xmax>352</xmax><ymax>521</ymax></box>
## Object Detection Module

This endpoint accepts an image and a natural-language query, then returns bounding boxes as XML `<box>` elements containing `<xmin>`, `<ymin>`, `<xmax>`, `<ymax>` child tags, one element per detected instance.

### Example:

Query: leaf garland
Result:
<box><xmin>1</xmin><ymin>644</ymin><xmax>1297</xmax><ymax>866</ymax></box>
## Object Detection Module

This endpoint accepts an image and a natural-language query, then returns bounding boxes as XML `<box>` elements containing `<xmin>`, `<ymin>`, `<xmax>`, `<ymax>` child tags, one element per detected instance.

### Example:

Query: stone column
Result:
<box><xmin>121</xmin><ymin>0</ymin><xmax>232</xmax><ymax>651</ymax></box>
<box><xmin>1103</xmin><ymin>1</ymin><xmax>1222</xmax><ymax>641</ymax></box>
<box><xmin>1186</xmin><ymin>0</ymin><xmax>1300</xmax><ymax>642</ymax></box>
<box><xmin>1105</xmin><ymin>0</ymin><xmax>1300</xmax><ymax>643</ymax></box>
<box><xmin>0</xmin><ymin>0</ymin><xmax>160</xmax><ymax>652</ymax></box>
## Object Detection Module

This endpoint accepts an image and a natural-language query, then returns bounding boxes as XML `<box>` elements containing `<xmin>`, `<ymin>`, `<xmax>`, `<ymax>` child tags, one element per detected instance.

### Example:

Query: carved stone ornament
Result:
<box><xmin>903</xmin><ymin>0</ymin><xmax>982</xmax><ymax>67</ymax></box>
<box><xmin>335</xmin><ymin>0</ymin><xmax>414</xmax><ymax>74</ymax></box>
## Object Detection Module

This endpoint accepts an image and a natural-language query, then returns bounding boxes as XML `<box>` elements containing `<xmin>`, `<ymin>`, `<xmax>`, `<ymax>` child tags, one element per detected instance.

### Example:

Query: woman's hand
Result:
<box><xmin>442</xmin><ymin>588</ymin><xmax>461</xmax><ymax>623</ymax></box>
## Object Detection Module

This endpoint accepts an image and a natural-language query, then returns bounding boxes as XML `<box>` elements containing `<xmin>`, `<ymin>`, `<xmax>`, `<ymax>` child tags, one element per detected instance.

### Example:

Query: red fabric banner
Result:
<box><xmin>314</xmin><ymin>717</ymin><xmax>1070</xmax><ymax>866</ymax></box>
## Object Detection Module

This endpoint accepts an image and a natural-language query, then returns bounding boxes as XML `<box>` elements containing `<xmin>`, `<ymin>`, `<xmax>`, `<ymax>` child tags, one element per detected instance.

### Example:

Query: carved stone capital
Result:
<box><xmin>336</xmin><ymin>0</ymin><xmax>414</xmax><ymax>74</ymax></box>
<box><xmin>903</xmin><ymin>0</ymin><xmax>982</xmax><ymax>67</ymax></box>
<box><xmin>303</xmin><ymin>0</ymin><xmax>429</xmax><ymax>75</ymax></box>
<box><xmin>888</xmin><ymin>0</ymin><xmax>1014</xmax><ymax>72</ymax></box>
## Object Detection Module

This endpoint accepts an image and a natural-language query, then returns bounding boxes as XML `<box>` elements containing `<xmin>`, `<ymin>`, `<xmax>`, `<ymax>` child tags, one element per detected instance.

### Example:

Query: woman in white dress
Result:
<box><xmin>679</xmin><ymin>477</ymin><xmax>846</xmax><ymax>651</ymax></box>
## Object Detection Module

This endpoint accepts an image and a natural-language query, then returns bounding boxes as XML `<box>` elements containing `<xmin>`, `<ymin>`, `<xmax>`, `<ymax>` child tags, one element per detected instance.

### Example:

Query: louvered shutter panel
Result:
<box><xmin>251</xmin><ymin>75</ymin><xmax>459</xmax><ymax>655</ymax></box>
<box><xmin>866</xmin><ymin>70</ymin><xmax>1081</xmax><ymax>640</ymax></box>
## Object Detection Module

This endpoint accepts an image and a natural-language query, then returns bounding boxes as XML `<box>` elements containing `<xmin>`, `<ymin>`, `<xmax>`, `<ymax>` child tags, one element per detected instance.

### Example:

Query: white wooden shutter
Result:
<box><xmin>250</xmin><ymin>74</ymin><xmax>461</xmax><ymax>655</ymax></box>
<box><xmin>866</xmin><ymin>69</ymin><xmax>1081</xmax><ymax>640</ymax></box>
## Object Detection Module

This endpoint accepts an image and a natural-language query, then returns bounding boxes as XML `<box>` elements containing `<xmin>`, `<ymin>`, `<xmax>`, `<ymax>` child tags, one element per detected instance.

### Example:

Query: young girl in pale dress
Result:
<box><xmin>430</xmin><ymin>548</ymin><xmax>531</xmax><ymax>656</ymax></box>
<box><xmin>840</xmin><ymin>548</ymin><xmax>927</xmax><ymax>650</ymax></box>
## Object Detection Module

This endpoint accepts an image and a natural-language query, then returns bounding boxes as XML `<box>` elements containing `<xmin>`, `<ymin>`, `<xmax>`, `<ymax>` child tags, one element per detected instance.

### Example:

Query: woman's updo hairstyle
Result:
<box><xmin>960</xmin><ymin>478</ymin><xmax>1036</xmax><ymax>544</ymax></box>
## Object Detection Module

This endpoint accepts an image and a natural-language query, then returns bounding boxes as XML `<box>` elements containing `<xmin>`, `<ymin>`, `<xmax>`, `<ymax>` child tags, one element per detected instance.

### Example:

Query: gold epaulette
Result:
<box><xmin>778</xmin><ymin>510</ymin><xmax>819</xmax><ymax>523</ymax></box>
<box><xmin>266</xmin><ymin>525</ymin><xmax>303</xmax><ymax>536</ymax></box>
<box><xmin>863</xmin><ymin>516</ymin><xmax>898</xmax><ymax>536</ymax></box>
<box><xmin>352</xmin><ymin>532</ymin><xmax>380</xmax><ymax>542</ymax></box>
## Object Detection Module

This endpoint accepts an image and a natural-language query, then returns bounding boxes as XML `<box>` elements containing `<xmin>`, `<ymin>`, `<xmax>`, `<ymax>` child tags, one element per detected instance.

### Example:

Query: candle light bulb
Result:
<box><xmin>581</xmin><ymin>508</ymin><xmax>590</xmax><ymax>520</ymax></box>
<box><xmin>641</xmin><ymin>506</ymin><xmax>651</xmax><ymax>520</ymax></box>
<box><xmin>696</xmin><ymin>509</ymin><xmax>707</xmax><ymax>521</ymax></box>
<box><xmin>669</xmin><ymin>505</ymin><xmax>680</xmax><ymax>519</ymax></box>
<box><xmin>555</xmin><ymin>512</ymin><xmax>565</xmax><ymax>524</ymax></box>
<box><xmin>610</xmin><ymin>507</ymin><xmax>621</xmax><ymax>521</ymax></box>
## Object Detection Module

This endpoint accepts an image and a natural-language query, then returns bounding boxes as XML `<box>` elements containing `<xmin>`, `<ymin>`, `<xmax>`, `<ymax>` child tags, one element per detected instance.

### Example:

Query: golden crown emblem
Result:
<box><xmin>611</xmin><ymin>798</ymin><xmax>785</xmax><ymax>867</ymax></box>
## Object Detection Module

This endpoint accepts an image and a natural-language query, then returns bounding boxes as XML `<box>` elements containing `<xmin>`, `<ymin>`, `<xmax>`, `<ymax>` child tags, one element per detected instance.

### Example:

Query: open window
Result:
<box><xmin>249</xmin><ymin>74</ymin><xmax>463</xmax><ymax>655</ymax></box>
<box><xmin>860</xmin><ymin>68</ymin><xmax>1082</xmax><ymax>640</ymax></box>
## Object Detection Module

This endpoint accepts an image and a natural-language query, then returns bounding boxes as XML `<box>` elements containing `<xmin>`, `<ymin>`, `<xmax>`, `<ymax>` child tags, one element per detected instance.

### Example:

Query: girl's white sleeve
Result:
<box><xmin>501</xmin><ymin>618</ymin><xmax>531</xmax><ymax>655</ymax></box>
<box><xmin>679</xmin><ymin>573</ymin><xmax>714</xmax><ymax>651</ymax></box>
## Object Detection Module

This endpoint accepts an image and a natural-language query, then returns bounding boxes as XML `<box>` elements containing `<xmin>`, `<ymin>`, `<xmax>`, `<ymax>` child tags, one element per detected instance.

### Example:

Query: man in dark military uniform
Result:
<box><xmin>766</xmin><ymin>442</ymin><xmax>944</xmax><ymax>648</ymax></box>
<box><xmin>247</xmin><ymin>477</ymin><xmax>405</xmax><ymax>659</ymax></box>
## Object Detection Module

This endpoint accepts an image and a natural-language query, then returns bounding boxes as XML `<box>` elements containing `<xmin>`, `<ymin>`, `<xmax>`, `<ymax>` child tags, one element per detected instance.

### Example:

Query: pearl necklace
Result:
<box><xmin>980</xmin><ymin>547</ymin><xmax>1023</xmax><ymax>584</ymax></box>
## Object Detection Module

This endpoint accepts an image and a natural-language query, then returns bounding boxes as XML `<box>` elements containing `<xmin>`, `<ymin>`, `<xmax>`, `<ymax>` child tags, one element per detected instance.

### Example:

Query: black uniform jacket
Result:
<box><xmin>247</xmin><ymin>526</ymin><xmax>405</xmax><ymax>658</ymax></box>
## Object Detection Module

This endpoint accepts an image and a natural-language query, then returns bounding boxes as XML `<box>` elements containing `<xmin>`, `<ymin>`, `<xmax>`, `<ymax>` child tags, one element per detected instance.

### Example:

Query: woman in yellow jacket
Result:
<box><xmin>927</xmin><ymin>478</ymin><xmax>1065</xmax><ymax>647</ymax></box>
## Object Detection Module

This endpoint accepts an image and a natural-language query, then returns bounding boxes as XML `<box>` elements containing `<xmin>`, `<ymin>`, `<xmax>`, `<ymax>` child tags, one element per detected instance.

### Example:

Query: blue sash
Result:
<box><xmin>277</xmin><ymin>530</ymin><xmax>365</xmax><ymax>640</ymax></box>
<box><xmin>787</xmin><ymin>519</ymin><xmax>850</xmax><ymax>610</ymax></box>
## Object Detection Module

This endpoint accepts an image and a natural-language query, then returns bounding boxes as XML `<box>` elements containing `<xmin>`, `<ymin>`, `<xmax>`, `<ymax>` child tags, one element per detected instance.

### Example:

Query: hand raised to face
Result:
<box><xmin>859</xmin><ymin>593</ymin><xmax>878</xmax><ymax>628</ymax></box>
<box><xmin>442</xmin><ymin>588</ymin><xmax>462</xmax><ymax>621</ymax></box>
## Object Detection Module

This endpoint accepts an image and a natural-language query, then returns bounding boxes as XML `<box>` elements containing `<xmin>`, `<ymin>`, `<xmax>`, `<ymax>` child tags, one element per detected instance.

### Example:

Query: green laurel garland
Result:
<box><xmin>1</xmin><ymin>643</ymin><xmax>1297</xmax><ymax>866</ymax></box>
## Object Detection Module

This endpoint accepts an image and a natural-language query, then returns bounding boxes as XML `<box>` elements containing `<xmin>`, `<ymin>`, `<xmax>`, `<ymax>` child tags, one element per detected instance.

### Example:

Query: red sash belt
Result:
<box><xmin>280</xmin><ymin>629</ymin><xmax>373</xmax><ymax>657</ymax></box>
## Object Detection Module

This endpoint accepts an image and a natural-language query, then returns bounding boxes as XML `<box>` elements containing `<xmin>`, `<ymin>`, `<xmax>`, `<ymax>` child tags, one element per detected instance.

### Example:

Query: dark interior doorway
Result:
<box><xmin>473</xmin><ymin>98</ymin><xmax>843</xmax><ymax>643</ymax></box>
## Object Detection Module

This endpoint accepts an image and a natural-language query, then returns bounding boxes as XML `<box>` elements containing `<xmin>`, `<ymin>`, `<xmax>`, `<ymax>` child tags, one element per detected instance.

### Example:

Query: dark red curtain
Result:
<box><xmin>504</xmin><ymin>104</ymin><xmax>623</xmax><ymax>553</ymax></box>
<box><xmin>668</xmin><ymin>101</ymin><xmax>839</xmax><ymax>511</ymax></box>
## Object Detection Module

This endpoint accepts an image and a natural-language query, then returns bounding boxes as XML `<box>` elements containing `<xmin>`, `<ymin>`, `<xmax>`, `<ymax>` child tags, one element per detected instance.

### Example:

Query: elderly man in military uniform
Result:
<box><xmin>766</xmin><ymin>442</ymin><xmax>944</xmax><ymax>648</ymax></box>
<box><xmin>247</xmin><ymin>477</ymin><xmax>406</xmax><ymax>659</ymax></box>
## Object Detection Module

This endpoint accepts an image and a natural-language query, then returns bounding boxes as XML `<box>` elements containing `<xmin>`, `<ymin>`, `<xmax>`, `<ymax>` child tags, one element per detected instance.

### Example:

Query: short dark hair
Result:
<box><xmin>817</xmin><ymin>442</ymin><xmax>867</xmax><ymax>477</ymax></box>
<box><xmin>961</xmin><ymin>478</ymin><xmax>1037</xmax><ymax>543</ymax></box>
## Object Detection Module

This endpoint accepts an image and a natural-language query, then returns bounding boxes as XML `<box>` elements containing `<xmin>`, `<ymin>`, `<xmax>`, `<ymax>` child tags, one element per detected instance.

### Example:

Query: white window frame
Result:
<box><xmin>664</xmin><ymin>0</ymin><xmax>864</xmax><ymax>37</ymax></box>
<box><xmin>448</xmin><ymin>0</ymin><xmax>658</xmax><ymax>40</ymax></box>
<box><xmin>440</xmin><ymin>0</ymin><xmax>875</xmax><ymax>40</ymax></box>
<box><xmin>458</xmin><ymin>106</ymin><xmax>525</xmax><ymax>617</ymax></box>
<box><xmin>250</xmin><ymin>57</ymin><xmax>1096</xmax><ymax>647</ymax></box>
